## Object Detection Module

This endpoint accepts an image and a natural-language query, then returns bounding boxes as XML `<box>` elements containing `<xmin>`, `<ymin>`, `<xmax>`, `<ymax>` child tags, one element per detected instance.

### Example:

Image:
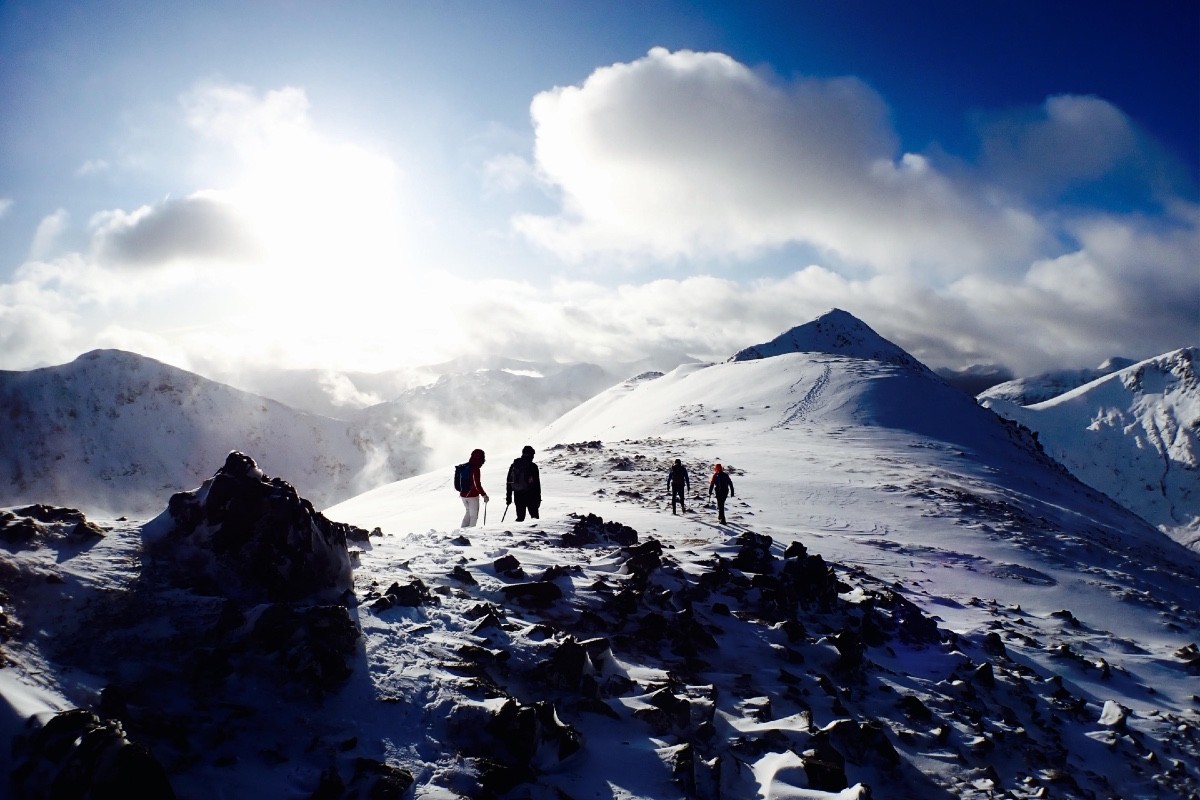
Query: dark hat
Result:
<box><xmin>522</xmin><ymin>445</ymin><xmax>535</xmax><ymax>456</ymax></box>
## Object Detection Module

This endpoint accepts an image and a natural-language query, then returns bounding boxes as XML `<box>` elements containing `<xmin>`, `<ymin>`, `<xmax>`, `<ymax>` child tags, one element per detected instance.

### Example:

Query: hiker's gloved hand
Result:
<box><xmin>482</xmin><ymin>494</ymin><xmax>489</xmax><ymax>503</ymax></box>
<box><xmin>506</xmin><ymin>493</ymin><xmax>512</xmax><ymax>505</ymax></box>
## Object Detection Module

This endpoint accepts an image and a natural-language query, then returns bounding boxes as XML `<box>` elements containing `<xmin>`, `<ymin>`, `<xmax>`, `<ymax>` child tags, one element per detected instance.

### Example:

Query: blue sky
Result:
<box><xmin>1</xmin><ymin>1</ymin><xmax>1196</xmax><ymax>378</ymax></box>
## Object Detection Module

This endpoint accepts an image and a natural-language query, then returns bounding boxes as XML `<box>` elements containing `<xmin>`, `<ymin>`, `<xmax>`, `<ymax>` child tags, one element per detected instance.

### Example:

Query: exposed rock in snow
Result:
<box><xmin>144</xmin><ymin>450</ymin><xmax>356</xmax><ymax>603</ymax></box>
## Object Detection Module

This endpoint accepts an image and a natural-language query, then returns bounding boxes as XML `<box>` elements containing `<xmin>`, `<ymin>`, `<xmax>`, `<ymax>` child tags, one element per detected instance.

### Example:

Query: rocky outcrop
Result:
<box><xmin>146</xmin><ymin>451</ymin><xmax>356</xmax><ymax>603</ymax></box>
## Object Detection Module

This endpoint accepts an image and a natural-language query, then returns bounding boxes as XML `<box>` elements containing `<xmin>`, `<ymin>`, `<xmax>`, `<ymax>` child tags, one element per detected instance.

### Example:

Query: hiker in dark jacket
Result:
<box><xmin>666</xmin><ymin>458</ymin><xmax>690</xmax><ymax>514</ymax></box>
<box><xmin>506</xmin><ymin>445</ymin><xmax>542</xmax><ymax>521</ymax></box>
<box><xmin>708</xmin><ymin>463</ymin><xmax>735</xmax><ymax>524</ymax></box>
<box><xmin>459</xmin><ymin>448</ymin><xmax>488</xmax><ymax>528</ymax></box>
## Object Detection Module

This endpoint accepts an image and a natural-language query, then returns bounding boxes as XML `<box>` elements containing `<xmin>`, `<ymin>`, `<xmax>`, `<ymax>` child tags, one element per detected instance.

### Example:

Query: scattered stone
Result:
<box><xmin>71</xmin><ymin>520</ymin><xmax>108</xmax><ymax>539</ymax></box>
<box><xmin>562</xmin><ymin>513</ymin><xmax>638</xmax><ymax>547</ymax></box>
<box><xmin>10</xmin><ymin>708</ymin><xmax>176</xmax><ymax>799</ymax></box>
<box><xmin>493</xmin><ymin>554</ymin><xmax>524</xmax><ymax>578</ymax></box>
<box><xmin>499</xmin><ymin>581</ymin><xmax>563</xmax><ymax>608</ymax></box>
<box><xmin>450</xmin><ymin>565</ymin><xmax>477</xmax><ymax>585</ymax></box>
<box><xmin>14</xmin><ymin>504</ymin><xmax>87</xmax><ymax>524</ymax></box>
<box><xmin>0</xmin><ymin>516</ymin><xmax>43</xmax><ymax>544</ymax></box>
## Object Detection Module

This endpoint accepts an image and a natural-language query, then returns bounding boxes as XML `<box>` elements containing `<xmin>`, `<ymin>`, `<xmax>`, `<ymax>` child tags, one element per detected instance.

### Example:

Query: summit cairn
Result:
<box><xmin>146</xmin><ymin>450</ymin><xmax>355</xmax><ymax>603</ymax></box>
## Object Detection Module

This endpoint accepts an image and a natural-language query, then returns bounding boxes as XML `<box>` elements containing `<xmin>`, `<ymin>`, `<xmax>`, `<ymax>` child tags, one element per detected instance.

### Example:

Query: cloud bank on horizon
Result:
<box><xmin>0</xmin><ymin>7</ymin><xmax>1195</xmax><ymax>379</ymax></box>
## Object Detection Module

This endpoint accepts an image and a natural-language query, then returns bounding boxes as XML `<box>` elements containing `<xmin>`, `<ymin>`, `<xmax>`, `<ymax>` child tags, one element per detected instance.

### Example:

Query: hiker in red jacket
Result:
<box><xmin>708</xmin><ymin>463</ymin><xmax>735</xmax><ymax>524</ymax></box>
<box><xmin>460</xmin><ymin>448</ymin><xmax>489</xmax><ymax>527</ymax></box>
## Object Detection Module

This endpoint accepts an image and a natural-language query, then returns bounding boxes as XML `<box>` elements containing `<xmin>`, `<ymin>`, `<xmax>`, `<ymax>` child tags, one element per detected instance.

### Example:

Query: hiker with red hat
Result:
<box><xmin>459</xmin><ymin>448</ymin><xmax>489</xmax><ymax>527</ymax></box>
<box><xmin>708</xmin><ymin>463</ymin><xmax>735</xmax><ymax>524</ymax></box>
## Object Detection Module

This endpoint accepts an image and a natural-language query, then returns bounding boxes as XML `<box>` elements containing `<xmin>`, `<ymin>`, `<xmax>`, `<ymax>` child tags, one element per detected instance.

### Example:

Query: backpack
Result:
<box><xmin>453</xmin><ymin>462</ymin><xmax>471</xmax><ymax>493</ymax></box>
<box><xmin>510</xmin><ymin>459</ymin><xmax>533</xmax><ymax>492</ymax></box>
<box><xmin>669</xmin><ymin>464</ymin><xmax>688</xmax><ymax>488</ymax></box>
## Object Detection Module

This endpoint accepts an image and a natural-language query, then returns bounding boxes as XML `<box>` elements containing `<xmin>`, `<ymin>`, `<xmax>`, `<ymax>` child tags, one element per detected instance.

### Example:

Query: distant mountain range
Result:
<box><xmin>1</xmin><ymin>313</ymin><xmax>1195</xmax><ymax>553</ymax></box>
<box><xmin>983</xmin><ymin>348</ymin><xmax>1199</xmax><ymax>549</ymax></box>
<box><xmin>0</xmin><ymin>350</ymin><xmax>427</xmax><ymax>515</ymax></box>
<box><xmin>978</xmin><ymin>357</ymin><xmax>1136</xmax><ymax>405</ymax></box>
<box><xmin>0</xmin><ymin>349</ymin><xmax>632</xmax><ymax>517</ymax></box>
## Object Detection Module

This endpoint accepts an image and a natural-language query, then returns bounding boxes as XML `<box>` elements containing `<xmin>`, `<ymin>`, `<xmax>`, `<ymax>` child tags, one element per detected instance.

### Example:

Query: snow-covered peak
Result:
<box><xmin>729</xmin><ymin>308</ymin><xmax>925</xmax><ymax>371</ymax></box>
<box><xmin>978</xmin><ymin>356</ymin><xmax>1135</xmax><ymax>405</ymax></box>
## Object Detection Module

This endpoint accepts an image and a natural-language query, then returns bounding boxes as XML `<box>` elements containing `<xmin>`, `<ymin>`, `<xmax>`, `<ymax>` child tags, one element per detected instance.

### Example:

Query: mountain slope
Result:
<box><xmin>983</xmin><ymin>347</ymin><xmax>1200</xmax><ymax>550</ymax></box>
<box><xmin>0</xmin><ymin>350</ymin><xmax>426</xmax><ymax>515</ymax></box>
<box><xmin>323</xmin><ymin>311</ymin><xmax>1199</xmax><ymax>796</ymax></box>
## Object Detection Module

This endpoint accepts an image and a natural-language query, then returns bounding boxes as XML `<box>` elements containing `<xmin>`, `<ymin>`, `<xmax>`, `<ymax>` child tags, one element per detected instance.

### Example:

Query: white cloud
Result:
<box><xmin>76</xmin><ymin>159</ymin><xmax>111</xmax><ymax>176</ymax></box>
<box><xmin>29</xmin><ymin>209</ymin><xmax>69</xmax><ymax>260</ymax></box>
<box><xmin>0</xmin><ymin>198</ymin><xmax>12</xmax><ymax>218</ymax></box>
<box><xmin>515</xmin><ymin>47</ymin><xmax>1047</xmax><ymax>275</ymax></box>
<box><xmin>90</xmin><ymin>194</ymin><xmax>260</xmax><ymax>267</ymax></box>
<box><xmin>0</xmin><ymin>68</ymin><xmax>1192</xmax><ymax>384</ymax></box>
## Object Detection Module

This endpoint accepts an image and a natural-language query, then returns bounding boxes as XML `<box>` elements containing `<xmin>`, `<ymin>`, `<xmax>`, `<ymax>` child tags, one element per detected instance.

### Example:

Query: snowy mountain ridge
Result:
<box><xmin>984</xmin><ymin>347</ymin><xmax>1200</xmax><ymax>550</ymax></box>
<box><xmin>0</xmin><ymin>351</ymin><xmax>625</xmax><ymax>517</ymax></box>
<box><xmin>2</xmin><ymin>311</ymin><xmax>1199</xmax><ymax>799</ymax></box>
<box><xmin>978</xmin><ymin>357</ymin><xmax>1137</xmax><ymax>406</ymax></box>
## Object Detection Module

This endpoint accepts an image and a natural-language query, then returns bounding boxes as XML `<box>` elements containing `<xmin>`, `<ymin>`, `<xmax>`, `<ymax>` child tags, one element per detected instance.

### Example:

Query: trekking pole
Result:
<box><xmin>483</xmin><ymin>499</ymin><xmax>488</xmax><ymax>526</ymax></box>
<box><xmin>502</xmin><ymin>503</ymin><xmax>510</xmax><ymax>523</ymax></box>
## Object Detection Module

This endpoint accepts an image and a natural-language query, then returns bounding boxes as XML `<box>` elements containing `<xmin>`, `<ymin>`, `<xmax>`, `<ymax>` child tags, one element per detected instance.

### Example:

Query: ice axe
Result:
<box><xmin>502</xmin><ymin>502</ymin><xmax>510</xmax><ymax>523</ymax></box>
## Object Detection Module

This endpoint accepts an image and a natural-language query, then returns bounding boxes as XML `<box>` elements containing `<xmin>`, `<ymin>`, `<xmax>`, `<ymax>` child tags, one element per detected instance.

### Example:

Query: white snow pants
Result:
<box><xmin>461</xmin><ymin>496</ymin><xmax>480</xmax><ymax>528</ymax></box>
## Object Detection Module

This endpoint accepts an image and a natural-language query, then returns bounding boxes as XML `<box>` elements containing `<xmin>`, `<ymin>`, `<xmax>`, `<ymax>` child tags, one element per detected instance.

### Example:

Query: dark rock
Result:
<box><xmin>800</xmin><ymin>736</ymin><xmax>848</xmax><ymax>792</ymax></box>
<box><xmin>783</xmin><ymin>541</ymin><xmax>808</xmax><ymax>560</ymax></box>
<box><xmin>382</xmin><ymin>579</ymin><xmax>434</xmax><ymax>607</ymax></box>
<box><xmin>14</xmin><ymin>504</ymin><xmax>87</xmax><ymax>524</ymax></box>
<box><xmin>619</xmin><ymin>539</ymin><xmax>664</xmax><ymax>582</ymax></box>
<box><xmin>464</xmin><ymin>602</ymin><xmax>504</xmax><ymax>621</ymax></box>
<box><xmin>148</xmin><ymin>451</ymin><xmax>352</xmax><ymax>604</ymax></box>
<box><xmin>824</xmin><ymin>718</ymin><xmax>901</xmax><ymax>767</ymax></box>
<box><xmin>449</xmin><ymin>698</ymin><xmax>581</xmax><ymax>789</ymax></box>
<box><xmin>450</xmin><ymin>565</ymin><xmax>477</xmax><ymax>585</ymax></box>
<box><xmin>499</xmin><ymin>581</ymin><xmax>563</xmax><ymax>608</ymax></box>
<box><xmin>246</xmin><ymin>604</ymin><xmax>360</xmax><ymax>695</ymax></box>
<box><xmin>897</xmin><ymin>694</ymin><xmax>934</xmax><ymax>723</ymax></box>
<box><xmin>71</xmin><ymin>520</ymin><xmax>108</xmax><ymax>539</ymax></box>
<box><xmin>973</xmin><ymin>661</ymin><xmax>996</xmax><ymax>687</ymax></box>
<box><xmin>833</xmin><ymin>629</ymin><xmax>865</xmax><ymax>672</ymax></box>
<box><xmin>982</xmin><ymin>631</ymin><xmax>1007</xmax><ymax>657</ymax></box>
<box><xmin>450</xmin><ymin>534</ymin><xmax>472</xmax><ymax>546</ymax></box>
<box><xmin>348</xmin><ymin>757</ymin><xmax>415</xmax><ymax>799</ymax></box>
<box><xmin>0</xmin><ymin>516</ymin><xmax>43</xmax><ymax>544</ymax></box>
<box><xmin>732</xmin><ymin>531</ymin><xmax>775</xmax><ymax>573</ymax></box>
<box><xmin>881</xmin><ymin>590</ymin><xmax>941</xmax><ymax>646</ymax></box>
<box><xmin>493</xmin><ymin>554</ymin><xmax>523</xmax><ymax>578</ymax></box>
<box><xmin>10</xmin><ymin>708</ymin><xmax>177</xmax><ymax>799</ymax></box>
<box><xmin>562</xmin><ymin>512</ymin><xmax>639</xmax><ymax>547</ymax></box>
